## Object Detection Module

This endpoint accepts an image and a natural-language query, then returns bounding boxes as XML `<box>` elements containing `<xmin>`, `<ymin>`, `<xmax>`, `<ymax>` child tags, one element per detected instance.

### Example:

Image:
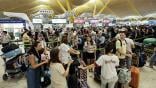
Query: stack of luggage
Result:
<box><xmin>1</xmin><ymin>43</ymin><xmax>25</xmax><ymax>81</ymax></box>
<box><xmin>2</xmin><ymin>43</ymin><xmax>20</xmax><ymax>59</ymax></box>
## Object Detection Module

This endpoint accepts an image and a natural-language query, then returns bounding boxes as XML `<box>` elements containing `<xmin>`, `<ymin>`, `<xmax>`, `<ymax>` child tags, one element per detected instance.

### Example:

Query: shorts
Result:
<box><xmin>86</xmin><ymin>52</ymin><xmax>95</xmax><ymax>59</ymax></box>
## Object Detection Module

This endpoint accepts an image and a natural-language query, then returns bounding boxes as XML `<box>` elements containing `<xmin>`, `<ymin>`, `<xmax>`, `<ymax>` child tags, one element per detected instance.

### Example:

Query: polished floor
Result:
<box><xmin>0</xmin><ymin>45</ymin><xmax>156</xmax><ymax>88</ymax></box>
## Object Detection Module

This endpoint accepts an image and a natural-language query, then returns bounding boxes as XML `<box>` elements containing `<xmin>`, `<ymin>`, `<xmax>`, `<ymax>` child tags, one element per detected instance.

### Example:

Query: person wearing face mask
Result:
<box><xmin>26</xmin><ymin>41</ymin><xmax>48</xmax><ymax>88</ymax></box>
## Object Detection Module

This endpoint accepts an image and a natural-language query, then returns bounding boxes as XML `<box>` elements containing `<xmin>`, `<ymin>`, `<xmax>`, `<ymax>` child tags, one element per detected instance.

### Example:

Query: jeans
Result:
<box><xmin>126</xmin><ymin>56</ymin><xmax>132</xmax><ymax>69</ymax></box>
<box><xmin>26</xmin><ymin>68</ymin><xmax>41</xmax><ymax>88</ymax></box>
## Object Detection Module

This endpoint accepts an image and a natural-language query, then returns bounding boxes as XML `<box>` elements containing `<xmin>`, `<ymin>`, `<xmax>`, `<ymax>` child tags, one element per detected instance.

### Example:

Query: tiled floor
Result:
<box><xmin>0</xmin><ymin>45</ymin><xmax>156</xmax><ymax>88</ymax></box>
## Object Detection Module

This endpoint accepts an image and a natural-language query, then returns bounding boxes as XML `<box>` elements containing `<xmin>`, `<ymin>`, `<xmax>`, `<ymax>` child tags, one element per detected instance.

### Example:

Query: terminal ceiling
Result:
<box><xmin>0</xmin><ymin>0</ymin><xmax>156</xmax><ymax>18</ymax></box>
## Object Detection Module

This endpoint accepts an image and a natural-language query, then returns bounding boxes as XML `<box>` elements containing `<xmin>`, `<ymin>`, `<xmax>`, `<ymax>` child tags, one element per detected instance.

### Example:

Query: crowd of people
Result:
<box><xmin>0</xmin><ymin>25</ymin><xmax>156</xmax><ymax>88</ymax></box>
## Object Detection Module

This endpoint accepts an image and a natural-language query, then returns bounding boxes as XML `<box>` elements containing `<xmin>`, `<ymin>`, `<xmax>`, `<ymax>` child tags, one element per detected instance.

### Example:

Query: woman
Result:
<box><xmin>80</xmin><ymin>43</ymin><xmax>119</xmax><ymax>88</ymax></box>
<box><xmin>50</xmin><ymin>48</ymin><xmax>73</xmax><ymax>88</ymax></box>
<box><xmin>84</xmin><ymin>36</ymin><xmax>96</xmax><ymax>72</ymax></box>
<box><xmin>26</xmin><ymin>41</ymin><xmax>48</xmax><ymax>88</ymax></box>
<box><xmin>58</xmin><ymin>35</ymin><xmax>80</xmax><ymax>66</ymax></box>
<box><xmin>22</xmin><ymin>30</ymin><xmax>31</xmax><ymax>52</ymax></box>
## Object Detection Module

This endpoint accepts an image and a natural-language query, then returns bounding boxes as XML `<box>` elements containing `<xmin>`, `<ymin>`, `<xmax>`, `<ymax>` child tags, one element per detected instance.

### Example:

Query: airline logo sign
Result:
<box><xmin>74</xmin><ymin>19</ymin><xmax>85</xmax><ymax>24</ymax></box>
<box><xmin>32</xmin><ymin>19</ymin><xmax>43</xmax><ymax>23</ymax></box>
<box><xmin>39</xmin><ymin>10</ymin><xmax>54</xmax><ymax>14</ymax></box>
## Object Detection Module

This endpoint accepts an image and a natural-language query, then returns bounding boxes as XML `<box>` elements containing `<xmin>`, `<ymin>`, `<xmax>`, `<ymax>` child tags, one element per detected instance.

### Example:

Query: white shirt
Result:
<box><xmin>58</xmin><ymin>43</ymin><xmax>72</xmax><ymax>64</ymax></box>
<box><xmin>50</xmin><ymin>63</ymin><xmax>67</xmax><ymax>88</ymax></box>
<box><xmin>96</xmin><ymin>55</ymin><xmax>119</xmax><ymax>80</ymax></box>
<box><xmin>84</xmin><ymin>41</ymin><xmax>96</xmax><ymax>53</ymax></box>
<box><xmin>125</xmin><ymin>38</ymin><xmax>134</xmax><ymax>53</ymax></box>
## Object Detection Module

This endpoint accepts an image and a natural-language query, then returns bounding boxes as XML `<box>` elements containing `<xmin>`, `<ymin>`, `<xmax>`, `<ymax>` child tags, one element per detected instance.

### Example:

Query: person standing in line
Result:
<box><xmin>125</xmin><ymin>31</ymin><xmax>135</xmax><ymax>69</ymax></box>
<box><xmin>50</xmin><ymin>48</ymin><xmax>73</xmax><ymax>88</ymax></box>
<box><xmin>79</xmin><ymin>43</ymin><xmax>119</xmax><ymax>88</ymax></box>
<box><xmin>26</xmin><ymin>41</ymin><xmax>48</xmax><ymax>88</ymax></box>
<box><xmin>84</xmin><ymin>36</ymin><xmax>96</xmax><ymax>72</ymax></box>
<box><xmin>58</xmin><ymin>34</ymin><xmax>80</xmax><ymax>67</ymax></box>
<box><xmin>116</xmin><ymin>31</ymin><xmax>127</xmax><ymax>68</ymax></box>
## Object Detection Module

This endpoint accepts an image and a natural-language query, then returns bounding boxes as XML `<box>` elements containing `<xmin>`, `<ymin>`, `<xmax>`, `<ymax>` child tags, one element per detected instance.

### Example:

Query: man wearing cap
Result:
<box><xmin>115</xmin><ymin>28</ymin><xmax>127</xmax><ymax>68</ymax></box>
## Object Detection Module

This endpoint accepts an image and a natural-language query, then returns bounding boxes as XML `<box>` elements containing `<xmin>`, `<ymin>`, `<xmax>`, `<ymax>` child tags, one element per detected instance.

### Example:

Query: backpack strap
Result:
<box><xmin>118</xmin><ymin>39</ymin><xmax>127</xmax><ymax>47</ymax></box>
<box><xmin>118</xmin><ymin>39</ymin><xmax>122</xmax><ymax>47</ymax></box>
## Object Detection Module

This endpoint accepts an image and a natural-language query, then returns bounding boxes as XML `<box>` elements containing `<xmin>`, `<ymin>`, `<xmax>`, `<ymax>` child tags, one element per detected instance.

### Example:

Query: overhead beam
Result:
<box><xmin>65</xmin><ymin>0</ymin><xmax>71</xmax><ymax>11</ymax></box>
<box><xmin>97</xmin><ymin>0</ymin><xmax>111</xmax><ymax>15</ymax></box>
<box><xmin>93</xmin><ymin>0</ymin><xmax>97</xmax><ymax>17</ymax></box>
<box><xmin>56</xmin><ymin>0</ymin><xmax>67</xmax><ymax>13</ymax></box>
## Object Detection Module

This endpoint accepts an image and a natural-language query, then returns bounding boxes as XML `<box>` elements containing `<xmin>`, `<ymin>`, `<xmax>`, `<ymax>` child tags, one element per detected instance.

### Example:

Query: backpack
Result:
<box><xmin>2</xmin><ymin>43</ymin><xmax>19</xmax><ymax>53</ymax></box>
<box><xmin>112</xmin><ymin>39</ymin><xmax>127</xmax><ymax>54</ymax></box>
<box><xmin>118</xmin><ymin>68</ymin><xmax>131</xmax><ymax>84</ymax></box>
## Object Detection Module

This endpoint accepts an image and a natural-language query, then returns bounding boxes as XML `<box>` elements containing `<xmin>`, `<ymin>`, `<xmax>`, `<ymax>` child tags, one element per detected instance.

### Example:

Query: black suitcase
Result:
<box><xmin>94</xmin><ymin>66</ymin><xmax>101</xmax><ymax>82</ymax></box>
<box><xmin>2</xmin><ymin>43</ymin><xmax>19</xmax><ymax>53</ymax></box>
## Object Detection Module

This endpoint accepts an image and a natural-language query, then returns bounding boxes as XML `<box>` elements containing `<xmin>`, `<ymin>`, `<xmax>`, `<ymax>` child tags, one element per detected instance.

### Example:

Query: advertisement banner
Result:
<box><xmin>0</xmin><ymin>19</ymin><xmax>25</xmax><ymax>23</ymax></box>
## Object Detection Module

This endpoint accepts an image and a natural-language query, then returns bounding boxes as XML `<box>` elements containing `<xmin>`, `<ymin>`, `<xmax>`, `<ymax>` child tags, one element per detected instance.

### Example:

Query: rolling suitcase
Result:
<box><xmin>129</xmin><ymin>66</ymin><xmax>140</xmax><ymax>88</ymax></box>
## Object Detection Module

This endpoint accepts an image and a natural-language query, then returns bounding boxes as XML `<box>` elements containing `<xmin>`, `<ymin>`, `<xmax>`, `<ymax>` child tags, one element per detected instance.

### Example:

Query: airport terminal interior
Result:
<box><xmin>0</xmin><ymin>0</ymin><xmax>156</xmax><ymax>88</ymax></box>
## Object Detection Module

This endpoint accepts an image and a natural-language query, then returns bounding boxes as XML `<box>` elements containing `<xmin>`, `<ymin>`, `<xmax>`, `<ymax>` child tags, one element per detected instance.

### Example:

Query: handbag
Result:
<box><xmin>41</xmin><ymin>74</ymin><xmax>51</xmax><ymax>87</ymax></box>
<box><xmin>41</xmin><ymin>69</ymin><xmax>51</xmax><ymax>87</ymax></box>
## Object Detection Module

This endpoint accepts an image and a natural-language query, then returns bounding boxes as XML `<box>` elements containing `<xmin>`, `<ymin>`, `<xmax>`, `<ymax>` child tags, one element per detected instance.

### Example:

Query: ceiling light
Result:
<box><xmin>90</xmin><ymin>0</ymin><xmax>96</xmax><ymax>3</ymax></box>
<box><xmin>39</xmin><ymin>0</ymin><xmax>49</xmax><ymax>2</ymax></box>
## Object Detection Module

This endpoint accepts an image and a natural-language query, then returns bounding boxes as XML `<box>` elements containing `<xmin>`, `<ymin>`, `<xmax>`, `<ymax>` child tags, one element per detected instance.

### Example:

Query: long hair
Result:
<box><xmin>34</xmin><ymin>32</ymin><xmax>39</xmax><ymax>41</ymax></box>
<box><xmin>28</xmin><ymin>41</ymin><xmax>41</xmax><ymax>61</ymax></box>
<box><xmin>86</xmin><ymin>36</ymin><xmax>94</xmax><ymax>45</ymax></box>
<box><xmin>50</xmin><ymin>48</ymin><xmax>61</xmax><ymax>63</ymax></box>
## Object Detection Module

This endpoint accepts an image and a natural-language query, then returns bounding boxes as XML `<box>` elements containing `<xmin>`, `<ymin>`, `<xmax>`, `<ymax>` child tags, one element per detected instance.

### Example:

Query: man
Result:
<box><xmin>125</xmin><ymin>33</ymin><xmax>135</xmax><ymax>69</ymax></box>
<box><xmin>115</xmin><ymin>29</ymin><xmax>131</xmax><ymax>88</ymax></box>
<box><xmin>1</xmin><ymin>31</ymin><xmax>11</xmax><ymax>47</ymax></box>
<box><xmin>116</xmin><ymin>31</ymin><xmax>127</xmax><ymax>68</ymax></box>
<box><xmin>97</xmin><ymin>31</ymin><xmax>105</xmax><ymax>48</ymax></box>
